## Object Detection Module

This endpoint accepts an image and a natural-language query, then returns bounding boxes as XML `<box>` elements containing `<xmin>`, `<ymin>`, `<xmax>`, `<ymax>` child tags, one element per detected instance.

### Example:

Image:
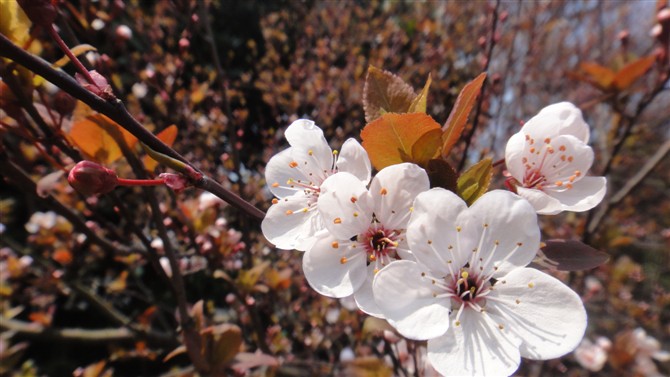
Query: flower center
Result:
<box><xmin>520</xmin><ymin>135</ymin><xmax>581</xmax><ymax>191</ymax></box>
<box><xmin>360</xmin><ymin>225</ymin><xmax>400</xmax><ymax>272</ymax></box>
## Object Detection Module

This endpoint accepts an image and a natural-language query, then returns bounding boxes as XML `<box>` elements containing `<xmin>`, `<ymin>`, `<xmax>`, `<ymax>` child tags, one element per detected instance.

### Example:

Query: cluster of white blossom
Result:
<box><xmin>262</xmin><ymin>103</ymin><xmax>606</xmax><ymax>376</ymax></box>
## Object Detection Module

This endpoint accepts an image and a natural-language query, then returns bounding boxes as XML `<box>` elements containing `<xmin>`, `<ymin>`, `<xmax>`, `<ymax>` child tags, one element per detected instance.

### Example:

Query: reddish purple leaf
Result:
<box><xmin>530</xmin><ymin>239</ymin><xmax>609</xmax><ymax>271</ymax></box>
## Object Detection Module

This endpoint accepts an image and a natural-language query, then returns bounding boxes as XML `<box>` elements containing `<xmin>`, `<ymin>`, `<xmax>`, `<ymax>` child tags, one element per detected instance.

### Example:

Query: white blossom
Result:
<box><xmin>505</xmin><ymin>102</ymin><xmax>606</xmax><ymax>215</ymax></box>
<box><xmin>373</xmin><ymin>189</ymin><xmax>587</xmax><ymax>376</ymax></box>
<box><xmin>262</xmin><ymin>119</ymin><xmax>371</xmax><ymax>251</ymax></box>
<box><xmin>303</xmin><ymin>163</ymin><xmax>429</xmax><ymax>316</ymax></box>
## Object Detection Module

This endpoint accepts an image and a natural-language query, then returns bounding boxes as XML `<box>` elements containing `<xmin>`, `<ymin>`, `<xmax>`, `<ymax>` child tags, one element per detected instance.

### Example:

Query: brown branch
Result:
<box><xmin>0</xmin><ymin>32</ymin><xmax>264</xmax><ymax>222</ymax></box>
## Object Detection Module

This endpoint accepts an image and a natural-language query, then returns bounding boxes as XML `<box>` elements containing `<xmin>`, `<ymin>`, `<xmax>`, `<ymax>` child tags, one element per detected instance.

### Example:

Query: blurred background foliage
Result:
<box><xmin>1</xmin><ymin>0</ymin><xmax>669</xmax><ymax>376</ymax></box>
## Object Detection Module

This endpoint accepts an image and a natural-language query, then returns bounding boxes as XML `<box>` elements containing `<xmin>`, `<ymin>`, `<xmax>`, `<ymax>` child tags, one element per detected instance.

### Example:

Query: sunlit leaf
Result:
<box><xmin>456</xmin><ymin>158</ymin><xmax>492</xmax><ymax>206</ymax></box>
<box><xmin>345</xmin><ymin>357</ymin><xmax>393</xmax><ymax>377</ymax></box>
<box><xmin>361</xmin><ymin>113</ymin><xmax>442</xmax><ymax>170</ymax></box>
<box><xmin>163</xmin><ymin>346</ymin><xmax>187</xmax><ymax>362</ymax></box>
<box><xmin>106</xmin><ymin>270</ymin><xmax>129</xmax><ymax>293</ymax></box>
<box><xmin>530</xmin><ymin>239</ymin><xmax>609</xmax><ymax>271</ymax></box>
<box><xmin>579</xmin><ymin>62</ymin><xmax>616</xmax><ymax>90</ymax></box>
<box><xmin>0</xmin><ymin>1</ymin><xmax>31</xmax><ymax>49</ymax></box>
<box><xmin>143</xmin><ymin>125</ymin><xmax>178</xmax><ymax>171</ymax></box>
<box><xmin>52</xmin><ymin>44</ymin><xmax>97</xmax><ymax>69</ymax></box>
<box><xmin>362</xmin><ymin>317</ymin><xmax>396</xmax><ymax>337</ymax></box>
<box><xmin>236</xmin><ymin>261</ymin><xmax>271</xmax><ymax>292</ymax></box>
<box><xmin>265</xmin><ymin>267</ymin><xmax>292</xmax><ymax>290</ymax></box>
<box><xmin>441</xmin><ymin>73</ymin><xmax>486</xmax><ymax>158</ymax></box>
<box><xmin>68</xmin><ymin>114</ymin><xmax>138</xmax><ymax>164</ymax></box>
<box><xmin>426</xmin><ymin>158</ymin><xmax>458</xmax><ymax>192</ymax></box>
<box><xmin>612</xmin><ymin>55</ymin><xmax>656</xmax><ymax>90</ymax></box>
<box><xmin>363</xmin><ymin>66</ymin><xmax>417</xmax><ymax>122</ymax></box>
<box><xmin>407</xmin><ymin>73</ymin><xmax>432</xmax><ymax>113</ymax></box>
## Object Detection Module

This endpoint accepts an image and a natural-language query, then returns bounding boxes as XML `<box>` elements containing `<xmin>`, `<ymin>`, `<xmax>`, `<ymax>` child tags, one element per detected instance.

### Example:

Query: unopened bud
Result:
<box><xmin>617</xmin><ymin>30</ymin><xmax>629</xmax><ymax>45</ymax></box>
<box><xmin>159</xmin><ymin>173</ymin><xmax>189</xmax><ymax>192</ymax></box>
<box><xmin>658</xmin><ymin>8</ymin><xmax>670</xmax><ymax>24</ymax></box>
<box><xmin>17</xmin><ymin>0</ymin><xmax>57</xmax><ymax>27</ymax></box>
<box><xmin>68</xmin><ymin>161</ymin><xmax>118</xmax><ymax>196</ymax></box>
<box><xmin>53</xmin><ymin>91</ymin><xmax>76</xmax><ymax>116</ymax></box>
<box><xmin>75</xmin><ymin>70</ymin><xmax>115</xmax><ymax>100</ymax></box>
<box><xmin>115</xmin><ymin>25</ymin><xmax>133</xmax><ymax>40</ymax></box>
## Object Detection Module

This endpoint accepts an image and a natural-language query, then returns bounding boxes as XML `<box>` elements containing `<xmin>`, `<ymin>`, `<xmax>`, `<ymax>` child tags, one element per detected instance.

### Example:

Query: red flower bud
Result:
<box><xmin>75</xmin><ymin>70</ymin><xmax>115</xmax><ymax>100</ymax></box>
<box><xmin>68</xmin><ymin>161</ymin><xmax>118</xmax><ymax>196</ymax></box>
<box><xmin>159</xmin><ymin>173</ymin><xmax>189</xmax><ymax>192</ymax></box>
<box><xmin>17</xmin><ymin>0</ymin><xmax>57</xmax><ymax>27</ymax></box>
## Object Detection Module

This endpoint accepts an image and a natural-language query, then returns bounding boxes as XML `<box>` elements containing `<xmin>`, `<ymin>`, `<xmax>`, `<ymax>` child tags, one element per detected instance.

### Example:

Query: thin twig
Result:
<box><xmin>457</xmin><ymin>0</ymin><xmax>500</xmax><ymax>172</ymax></box>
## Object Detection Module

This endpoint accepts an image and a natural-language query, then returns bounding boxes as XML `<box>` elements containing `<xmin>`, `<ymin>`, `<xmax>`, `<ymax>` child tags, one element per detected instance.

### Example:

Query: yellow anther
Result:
<box><xmin>559</xmin><ymin>145</ymin><xmax>566</xmax><ymax>152</ymax></box>
<box><xmin>380</xmin><ymin>188</ymin><xmax>388</xmax><ymax>195</ymax></box>
<box><xmin>374</xmin><ymin>268</ymin><xmax>380</xmax><ymax>274</ymax></box>
<box><xmin>461</xmin><ymin>271</ymin><xmax>469</xmax><ymax>279</ymax></box>
<box><xmin>350</xmin><ymin>196</ymin><xmax>357</xmax><ymax>203</ymax></box>
<box><xmin>331</xmin><ymin>241</ymin><xmax>339</xmax><ymax>249</ymax></box>
<box><xmin>529</xmin><ymin>147</ymin><xmax>536</xmax><ymax>153</ymax></box>
<box><xmin>308</xmin><ymin>149</ymin><xmax>313</xmax><ymax>156</ymax></box>
<box><xmin>555</xmin><ymin>181</ymin><xmax>563</xmax><ymax>186</ymax></box>
<box><xmin>353</xmin><ymin>212</ymin><xmax>359</xmax><ymax>217</ymax></box>
<box><xmin>333</xmin><ymin>217</ymin><xmax>342</xmax><ymax>224</ymax></box>
<box><xmin>272</xmin><ymin>198</ymin><xmax>279</xmax><ymax>204</ymax></box>
<box><xmin>575</xmin><ymin>170</ymin><xmax>582</xmax><ymax>177</ymax></box>
<box><xmin>289</xmin><ymin>161</ymin><xmax>298</xmax><ymax>168</ymax></box>
<box><xmin>567</xmin><ymin>156</ymin><xmax>574</xmax><ymax>162</ymax></box>
<box><xmin>272</xmin><ymin>182</ymin><xmax>279</xmax><ymax>188</ymax></box>
<box><xmin>456</xmin><ymin>226</ymin><xmax>462</xmax><ymax>232</ymax></box>
<box><xmin>302</xmin><ymin>208</ymin><xmax>308</xmax><ymax>213</ymax></box>
<box><xmin>340</xmin><ymin>257</ymin><xmax>347</xmax><ymax>264</ymax></box>
<box><xmin>569</xmin><ymin>175</ymin><xmax>576</xmax><ymax>182</ymax></box>
<box><xmin>515</xmin><ymin>299</ymin><xmax>521</xmax><ymax>304</ymax></box>
<box><xmin>494</xmin><ymin>240</ymin><xmax>500</xmax><ymax>245</ymax></box>
<box><xmin>498</xmin><ymin>324</ymin><xmax>504</xmax><ymax>330</ymax></box>
<box><xmin>369</xmin><ymin>254</ymin><xmax>377</xmax><ymax>262</ymax></box>
<box><xmin>544</xmin><ymin>137</ymin><xmax>551</xmax><ymax>144</ymax></box>
<box><xmin>332</xmin><ymin>150</ymin><xmax>338</xmax><ymax>155</ymax></box>
<box><xmin>427</xmin><ymin>240</ymin><xmax>433</xmax><ymax>245</ymax></box>
<box><xmin>455</xmin><ymin>321</ymin><xmax>461</xmax><ymax>326</ymax></box>
<box><xmin>528</xmin><ymin>282</ymin><xmax>535</xmax><ymax>288</ymax></box>
<box><xmin>566</xmin><ymin>183</ymin><xmax>573</xmax><ymax>189</ymax></box>
<box><xmin>285</xmin><ymin>210</ymin><xmax>293</xmax><ymax>215</ymax></box>
<box><xmin>483</xmin><ymin>223</ymin><xmax>489</xmax><ymax>228</ymax></box>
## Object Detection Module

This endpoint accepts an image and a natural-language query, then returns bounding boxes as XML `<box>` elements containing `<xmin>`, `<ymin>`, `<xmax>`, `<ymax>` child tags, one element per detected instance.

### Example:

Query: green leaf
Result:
<box><xmin>426</xmin><ymin>158</ymin><xmax>458</xmax><ymax>192</ymax></box>
<box><xmin>441</xmin><ymin>73</ymin><xmax>486</xmax><ymax>159</ymax></box>
<box><xmin>456</xmin><ymin>158</ymin><xmax>492</xmax><ymax>205</ymax></box>
<box><xmin>363</xmin><ymin>66</ymin><xmax>417</xmax><ymax>123</ymax></box>
<box><xmin>408</xmin><ymin>73</ymin><xmax>432</xmax><ymax>113</ymax></box>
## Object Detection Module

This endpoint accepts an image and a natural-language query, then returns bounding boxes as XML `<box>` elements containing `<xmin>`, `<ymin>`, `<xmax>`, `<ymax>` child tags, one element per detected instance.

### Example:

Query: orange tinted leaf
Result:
<box><xmin>441</xmin><ymin>73</ymin><xmax>486</xmax><ymax>158</ymax></box>
<box><xmin>106</xmin><ymin>270</ymin><xmax>128</xmax><ymax>293</ymax></box>
<box><xmin>209</xmin><ymin>324</ymin><xmax>243</xmax><ymax>371</ymax></box>
<box><xmin>143</xmin><ymin>124</ymin><xmax>178</xmax><ymax>171</ymax></box>
<box><xmin>52</xmin><ymin>249</ymin><xmax>72</xmax><ymax>265</ymax></box>
<box><xmin>456</xmin><ymin>158</ymin><xmax>492</xmax><ymax>205</ymax></box>
<box><xmin>361</xmin><ymin>113</ymin><xmax>442</xmax><ymax>170</ymax></box>
<box><xmin>363</xmin><ymin>66</ymin><xmax>417</xmax><ymax>122</ymax></box>
<box><xmin>410</xmin><ymin>128</ymin><xmax>442</xmax><ymax>167</ymax></box>
<box><xmin>68</xmin><ymin>114</ymin><xmax>137</xmax><ymax>164</ymax></box>
<box><xmin>579</xmin><ymin>62</ymin><xmax>616</xmax><ymax>89</ymax></box>
<box><xmin>613</xmin><ymin>55</ymin><xmax>656</xmax><ymax>90</ymax></box>
<box><xmin>408</xmin><ymin>73</ymin><xmax>432</xmax><ymax>113</ymax></box>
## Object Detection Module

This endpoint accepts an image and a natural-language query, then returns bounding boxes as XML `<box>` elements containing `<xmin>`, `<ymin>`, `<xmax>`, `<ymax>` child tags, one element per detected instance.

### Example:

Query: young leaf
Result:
<box><xmin>579</xmin><ymin>62</ymin><xmax>616</xmax><ymax>90</ymax></box>
<box><xmin>143</xmin><ymin>124</ymin><xmax>178</xmax><ymax>171</ymax></box>
<box><xmin>408</xmin><ymin>73</ymin><xmax>432</xmax><ymax>113</ymax></box>
<box><xmin>363</xmin><ymin>66</ymin><xmax>417</xmax><ymax>123</ymax></box>
<box><xmin>361</xmin><ymin>112</ymin><xmax>441</xmax><ymax>170</ymax></box>
<box><xmin>68</xmin><ymin>114</ymin><xmax>138</xmax><ymax>164</ymax></box>
<box><xmin>426</xmin><ymin>158</ymin><xmax>458</xmax><ymax>192</ymax></box>
<box><xmin>441</xmin><ymin>72</ymin><xmax>487</xmax><ymax>159</ymax></box>
<box><xmin>456</xmin><ymin>157</ymin><xmax>492</xmax><ymax>205</ymax></box>
<box><xmin>612</xmin><ymin>55</ymin><xmax>656</xmax><ymax>91</ymax></box>
<box><xmin>530</xmin><ymin>239</ymin><xmax>609</xmax><ymax>271</ymax></box>
<box><xmin>209</xmin><ymin>324</ymin><xmax>243</xmax><ymax>371</ymax></box>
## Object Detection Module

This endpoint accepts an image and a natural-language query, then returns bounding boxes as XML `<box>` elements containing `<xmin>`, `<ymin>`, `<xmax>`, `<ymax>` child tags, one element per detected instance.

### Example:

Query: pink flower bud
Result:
<box><xmin>75</xmin><ymin>70</ymin><xmax>115</xmax><ymax>100</ymax></box>
<box><xmin>115</xmin><ymin>25</ymin><xmax>133</xmax><ymax>40</ymax></box>
<box><xmin>17</xmin><ymin>0</ymin><xmax>57</xmax><ymax>27</ymax></box>
<box><xmin>159</xmin><ymin>173</ymin><xmax>189</xmax><ymax>192</ymax></box>
<box><xmin>68</xmin><ymin>161</ymin><xmax>118</xmax><ymax>196</ymax></box>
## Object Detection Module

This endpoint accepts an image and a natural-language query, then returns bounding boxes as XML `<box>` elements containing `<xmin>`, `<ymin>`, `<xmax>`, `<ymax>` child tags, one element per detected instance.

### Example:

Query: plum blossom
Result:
<box><xmin>262</xmin><ymin>119</ymin><xmax>371</xmax><ymax>251</ymax></box>
<box><xmin>505</xmin><ymin>102</ymin><xmax>606</xmax><ymax>215</ymax></box>
<box><xmin>302</xmin><ymin>163</ymin><xmax>429</xmax><ymax>316</ymax></box>
<box><xmin>373</xmin><ymin>189</ymin><xmax>587</xmax><ymax>376</ymax></box>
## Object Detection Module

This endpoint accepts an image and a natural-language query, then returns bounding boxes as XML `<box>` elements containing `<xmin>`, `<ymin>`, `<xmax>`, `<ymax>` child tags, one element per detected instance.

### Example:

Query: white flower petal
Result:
<box><xmin>489</xmin><ymin>268</ymin><xmax>587</xmax><ymax>360</ymax></box>
<box><xmin>265</xmin><ymin>148</ymin><xmax>309</xmax><ymax>198</ymax></box>
<box><xmin>318</xmin><ymin>172</ymin><xmax>373</xmax><ymax>239</ymax></box>
<box><xmin>369</xmin><ymin>163</ymin><xmax>430</xmax><ymax>229</ymax></box>
<box><xmin>522</xmin><ymin>102</ymin><xmax>589</xmax><ymax>143</ymax></box>
<box><xmin>428</xmin><ymin>310</ymin><xmax>521</xmax><ymax>377</ymax></box>
<box><xmin>284</xmin><ymin>119</ymin><xmax>333</xmax><ymax>166</ymax></box>
<box><xmin>548</xmin><ymin>176</ymin><xmax>607</xmax><ymax>212</ymax></box>
<box><xmin>261</xmin><ymin>194</ymin><xmax>321</xmax><ymax>250</ymax></box>
<box><xmin>302</xmin><ymin>235</ymin><xmax>367</xmax><ymax>297</ymax></box>
<box><xmin>336</xmin><ymin>138</ymin><xmax>372</xmax><ymax>184</ymax></box>
<box><xmin>539</xmin><ymin>135</ymin><xmax>594</xmax><ymax>183</ymax></box>
<box><xmin>516</xmin><ymin>186</ymin><xmax>563</xmax><ymax>215</ymax></box>
<box><xmin>462</xmin><ymin>190</ymin><xmax>540</xmax><ymax>276</ymax></box>
<box><xmin>407</xmin><ymin>188</ymin><xmax>470</xmax><ymax>274</ymax></box>
<box><xmin>353</xmin><ymin>264</ymin><xmax>384</xmax><ymax>317</ymax></box>
<box><xmin>504</xmin><ymin>131</ymin><xmax>527</xmax><ymax>181</ymax></box>
<box><xmin>373</xmin><ymin>260</ymin><xmax>451</xmax><ymax>340</ymax></box>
